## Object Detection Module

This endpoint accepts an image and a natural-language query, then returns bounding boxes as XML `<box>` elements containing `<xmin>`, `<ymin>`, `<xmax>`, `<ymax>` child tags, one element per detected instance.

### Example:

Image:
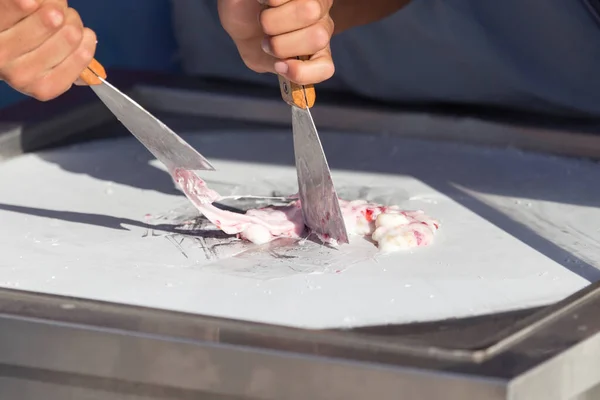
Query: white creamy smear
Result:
<box><xmin>173</xmin><ymin>168</ymin><xmax>440</xmax><ymax>252</ymax></box>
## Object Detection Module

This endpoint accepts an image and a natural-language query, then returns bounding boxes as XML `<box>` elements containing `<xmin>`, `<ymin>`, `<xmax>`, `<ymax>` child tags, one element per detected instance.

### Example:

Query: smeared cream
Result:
<box><xmin>173</xmin><ymin>169</ymin><xmax>440</xmax><ymax>252</ymax></box>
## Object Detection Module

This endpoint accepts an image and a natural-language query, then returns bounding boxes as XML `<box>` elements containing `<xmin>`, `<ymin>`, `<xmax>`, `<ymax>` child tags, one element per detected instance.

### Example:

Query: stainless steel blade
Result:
<box><xmin>291</xmin><ymin>105</ymin><xmax>349</xmax><ymax>244</ymax></box>
<box><xmin>90</xmin><ymin>78</ymin><xmax>215</xmax><ymax>171</ymax></box>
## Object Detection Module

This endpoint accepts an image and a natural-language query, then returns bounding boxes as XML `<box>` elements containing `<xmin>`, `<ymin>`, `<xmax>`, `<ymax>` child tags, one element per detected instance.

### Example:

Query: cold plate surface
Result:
<box><xmin>0</xmin><ymin>131</ymin><xmax>596</xmax><ymax>329</ymax></box>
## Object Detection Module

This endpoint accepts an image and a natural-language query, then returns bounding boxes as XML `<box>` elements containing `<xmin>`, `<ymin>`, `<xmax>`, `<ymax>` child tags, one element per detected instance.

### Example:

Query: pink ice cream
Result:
<box><xmin>172</xmin><ymin>169</ymin><xmax>440</xmax><ymax>252</ymax></box>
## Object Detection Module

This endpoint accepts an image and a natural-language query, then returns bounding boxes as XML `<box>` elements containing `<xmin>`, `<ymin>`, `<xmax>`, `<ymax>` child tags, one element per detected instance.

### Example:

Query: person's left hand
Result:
<box><xmin>219</xmin><ymin>0</ymin><xmax>335</xmax><ymax>85</ymax></box>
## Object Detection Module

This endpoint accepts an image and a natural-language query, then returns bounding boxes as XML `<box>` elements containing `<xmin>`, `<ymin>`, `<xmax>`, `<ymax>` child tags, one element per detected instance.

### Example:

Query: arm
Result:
<box><xmin>331</xmin><ymin>0</ymin><xmax>411</xmax><ymax>34</ymax></box>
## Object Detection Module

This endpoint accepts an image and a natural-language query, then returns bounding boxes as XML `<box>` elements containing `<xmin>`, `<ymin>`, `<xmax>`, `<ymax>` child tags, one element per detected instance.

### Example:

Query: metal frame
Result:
<box><xmin>0</xmin><ymin>70</ymin><xmax>599</xmax><ymax>399</ymax></box>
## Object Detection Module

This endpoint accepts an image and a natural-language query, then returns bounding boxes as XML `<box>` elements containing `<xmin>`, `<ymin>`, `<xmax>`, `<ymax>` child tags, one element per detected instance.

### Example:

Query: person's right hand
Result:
<box><xmin>219</xmin><ymin>0</ymin><xmax>335</xmax><ymax>86</ymax></box>
<box><xmin>0</xmin><ymin>0</ymin><xmax>97</xmax><ymax>101</ymax></box>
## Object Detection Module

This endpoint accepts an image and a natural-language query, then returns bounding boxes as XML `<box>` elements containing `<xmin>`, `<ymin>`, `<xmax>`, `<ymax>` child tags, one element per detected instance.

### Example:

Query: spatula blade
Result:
<box><xmin>291</xmin><ymin>105</ymin><xmax>349</xmax><ymax>244</ymax></box>
<box><xmin>90</xmin><ymin>78</ymin><xmax>215</xmax><ymax>172</ymax></box>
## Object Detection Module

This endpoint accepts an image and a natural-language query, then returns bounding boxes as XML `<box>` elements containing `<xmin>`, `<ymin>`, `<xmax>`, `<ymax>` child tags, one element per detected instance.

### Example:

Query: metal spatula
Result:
<box><xmin>277</xmin><ymin>59</ymin><xmax>349</xmax><ymax>244</ymax></box>
<box><xmin>79</xmin><ymin>60</ymin><xmax>215</xmax><ymax>172</ymax></box>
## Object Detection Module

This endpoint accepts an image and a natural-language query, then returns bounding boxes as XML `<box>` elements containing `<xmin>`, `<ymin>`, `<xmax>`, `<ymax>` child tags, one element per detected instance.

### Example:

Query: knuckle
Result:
<box><xmin>299</xmin><ymin>0</ymin><xmax>322</xmax><ymax>23</ymax></box>
<box><xmin>311</xmin><ymin>25</ymin><xmax>330</xmax><ymax>49</ymax></box>
<box><xmin>76</xmin><ymin>29</ymin><xmax>96</xmax><ymax>62</ymax></box>
<box><xmin>65</xmin><ymin>7</ymin><xmax>84</xmax><ymax>27</ymax></box>
<box><xmin>258</xmin><ymin>11</ymin><xmax>274</xmax><ymax>35</ymax></box>
<box><xmin>66</xmin><ymin>7</ymin><xmax>82</xmax><ymax>20</ymax></box>
<box><xmin>75</xmin><ymin>45</ymin><xmax>93</xmax><ymax>64</ymax></box>
<box><xmin>327</xmin><ymin>16</ymin><xmax>335</xmax><ymax>33</ymax></box>
<box><xmin>4</xmin><ymin>70</ymin><xmax>33</xmax><ymax>90</ymax></box>
<box><xmin>38</xmin><ymin>3</ymin><xmax>64</xmax><ymax>29</ymax></box>
<box><xmin>85</xmin><ymin>28</ymin><xmax>98</xmax><ymax>45</ymax></box>
<box><xmin>60</xmin><ymin>22</ymin><xmax>84</xmax><ymax>47</ymax></box>
<box><xmin>14</xmin><ymin>0</ymin><xmax>38</xmax><ymax>13</ymax></box>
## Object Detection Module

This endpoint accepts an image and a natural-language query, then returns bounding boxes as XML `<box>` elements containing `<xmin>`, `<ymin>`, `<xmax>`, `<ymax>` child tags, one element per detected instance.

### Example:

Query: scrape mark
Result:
<box><xmin>195</xmin><ymin>237</ymin><xmax>213</xmax><ymax>261</ymax></box>
<box><xmin>165</xmin><ymin>235</ymin><xmax>188</xmax><ymax>259</ymax></box>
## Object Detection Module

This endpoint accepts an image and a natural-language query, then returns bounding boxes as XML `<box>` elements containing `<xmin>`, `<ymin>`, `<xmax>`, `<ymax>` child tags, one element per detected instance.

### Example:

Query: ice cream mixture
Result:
<box><xmin>173</xmin><ymin>169</ymin><xmax>440</xmax><ymax>252</ymax></box>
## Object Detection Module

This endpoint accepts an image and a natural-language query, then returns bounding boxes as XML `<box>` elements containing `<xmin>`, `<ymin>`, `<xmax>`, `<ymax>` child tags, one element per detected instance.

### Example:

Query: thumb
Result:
<box><xmin>276</xmin><ymin>47</ymin><xmax>335</xmax><ymax>85</ymax></box>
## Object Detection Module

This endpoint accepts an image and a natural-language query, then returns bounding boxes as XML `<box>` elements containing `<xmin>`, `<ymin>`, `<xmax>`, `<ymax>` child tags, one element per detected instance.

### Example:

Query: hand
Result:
<box><xmin>0</xmin><ymin>0</ymin><xmax>97</xmax><ymax>101</ymax></box>
<box><xmin>219</xmin><ymin>0</ymin><xmax>335</xmax><ymax>85</ymax></box>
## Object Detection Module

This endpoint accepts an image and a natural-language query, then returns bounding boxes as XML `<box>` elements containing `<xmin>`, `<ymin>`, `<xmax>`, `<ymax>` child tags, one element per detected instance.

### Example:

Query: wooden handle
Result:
<box><xmin>79</xmin><ymin>58</ymin><xmax>106</xmax><ymax>85</ymax></box>
<box><xmin>278</xmin><ymin>56</ymin><xmax>316</xmax><ymax>109</ymax></box>
<box><xmin>261</xmin><ymin>3</ymin><xmax>316</xmax><ymax>109</ymax></box>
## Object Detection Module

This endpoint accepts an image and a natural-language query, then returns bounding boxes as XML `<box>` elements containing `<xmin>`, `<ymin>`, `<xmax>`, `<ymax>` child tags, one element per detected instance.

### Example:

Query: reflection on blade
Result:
<box><xmin>291</xmin><ymin>105</ymin><xmax>349</xmax><ymax>244</ymax></box>
<box><xmin>91</xmin><ymin>79</ymin><xmax>214</xmax><ymax>171</ymax></box>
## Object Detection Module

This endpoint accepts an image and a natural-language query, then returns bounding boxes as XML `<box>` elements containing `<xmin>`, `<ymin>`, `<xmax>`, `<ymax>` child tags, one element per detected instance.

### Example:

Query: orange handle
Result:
<box><xmin>79</xmin><ymin>58</ymin><xmax>107</xmax><ymax>85</ymax></box>
<box><xmin>278</xmin><ymin>56</ymin><xmax>316</xmax><ymax>109</ymax></box>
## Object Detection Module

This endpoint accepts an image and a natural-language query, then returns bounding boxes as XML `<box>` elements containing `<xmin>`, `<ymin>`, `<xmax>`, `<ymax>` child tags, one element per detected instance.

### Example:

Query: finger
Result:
<box><xmin>0</xmin><ymin>0</ymin><xmax>40</xmax><ymax>31</ymax></box>
<box><xmin>263</xmin><ymin>17</ymin><xmax>333</xmax><ymax>59</ymax></box>
<box><xmin>274</xmin><ymin>46</ymin><xmax>334</xmax><ymax>85</ymax></box>
<box><xmin>235</xmin><ymin>37</ymin><xmax>278</xmax><ymax>73</ymax></box>
<box><xmin>0</xmin><ymin>2</ymin><xmax>66</xmax><ymax>65</ymax></box>
<box><xmin>2</xmin><ymin>8</ymin><xmax>84</xmax><ymax>88</ymax></box>
<box><xmin>22</xmin><ymin>27</ymin><xmax>96</xmax><ymax>101</ymax></box>
<box><xmin>260</xmin><ymin>0</ymin><xmax>331</xmax><ymax>36</ymax></box>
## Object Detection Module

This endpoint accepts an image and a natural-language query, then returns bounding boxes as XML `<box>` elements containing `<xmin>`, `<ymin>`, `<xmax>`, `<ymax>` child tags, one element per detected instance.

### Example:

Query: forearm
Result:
<box><xmin>331</xmin><ymin>0</ymin><xmax>411</xmax><ymax>34</ymax></box>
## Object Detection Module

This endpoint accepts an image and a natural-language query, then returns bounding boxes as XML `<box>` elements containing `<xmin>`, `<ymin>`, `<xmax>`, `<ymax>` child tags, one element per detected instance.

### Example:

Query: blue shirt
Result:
<box><xmin>173</xmin><ymin>0</ymin><xmax>600</xmax><ymax>117</ymax></box>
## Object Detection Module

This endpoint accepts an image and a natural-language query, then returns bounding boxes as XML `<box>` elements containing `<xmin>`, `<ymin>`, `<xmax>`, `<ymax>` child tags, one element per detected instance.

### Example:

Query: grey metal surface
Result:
<box><xmin>1</xmin><ymin>77</ymin><xmax>600</xmax><ymax>399</ymax></box>
<box><xmin>0</xmin><ymin>281</ymin><xmax>598</xmax><ymax>399</ymax></box>
<box><xmin>505</xmin><ymin>285</ymin><xmax>600</xmax><ymax>400</ymax></box>
<box><xmin>0</xmin><ymin>123</ymin><xmax>23</xmax><ymax>160</ymax></box>
<box><xmin>135</xmin><ymin>85</ymin><xmax>600</xmax><ymax>160</ymax></box>
<box><xmin>0</xmin><ymin>316</ymin><xmax>504</xmax><ymax>400</ymax></box>
<box><xmin>291</xmin><ymin>105</ymin><xmax>348</xmax><ymax>244</ymax></box>
<box><xmin>91</xmin><ymin>79</ymin><xmax>214</xmax><ymax>171</ymax></box>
